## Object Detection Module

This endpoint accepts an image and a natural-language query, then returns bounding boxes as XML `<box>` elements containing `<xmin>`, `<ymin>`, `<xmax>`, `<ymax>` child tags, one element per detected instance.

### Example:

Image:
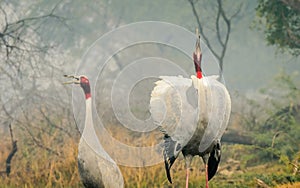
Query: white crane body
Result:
<box><xmin>64</xmin><ymin>75</ymin><xmax>124</xmax><ymax>188</ymax></box>
<box><xmin>149</xmin><ymin>29</ymin><xmax>231</xmax><ymax>188</ymax></box>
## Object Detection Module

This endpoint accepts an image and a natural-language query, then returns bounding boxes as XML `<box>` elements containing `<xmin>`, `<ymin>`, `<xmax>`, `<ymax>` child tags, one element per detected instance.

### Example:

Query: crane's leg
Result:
<box><xmin>205</xmin><ymin>164</ymin><xmax>209</xmax><ymax>188</ymax></box>
<box><xmin>186</xmin><ymin>167</ymin><xmax>190</xmax><ymax>188</ymax></box>
<box><xmin>184</xmin><ymin>155</ymin><xmax>193</xmax><ymax>188</ymax></box>
<box><xmin>202</xmin><ymin>154</ymin><xmax>209</xmax><ymax>188</ymax></box>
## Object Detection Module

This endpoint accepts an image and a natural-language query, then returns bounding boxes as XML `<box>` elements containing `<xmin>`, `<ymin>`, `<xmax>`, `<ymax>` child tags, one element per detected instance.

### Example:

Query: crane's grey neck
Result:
<box><xmin>191</xmin><ymin>76</ymin><xmax>208</xmax><ymax>122</ymax></box>
<box><xmin>83</xmin><ymin>99</ymin><xmax>104</xmax><ymax>154</ymax></box>
<box><xmin>82</xmin><ymin>98</ymin><xmax>115</xmax><ymax>164</ymax></box>
<box><xmin>82</xmin><ymin>98</ymin><xmax>99</xmax><ymax>150</ymax></box>
<box><xmin>83</xmin><ymin>98</ymin><xmax>94</xmax><ymax>136</ymax></box>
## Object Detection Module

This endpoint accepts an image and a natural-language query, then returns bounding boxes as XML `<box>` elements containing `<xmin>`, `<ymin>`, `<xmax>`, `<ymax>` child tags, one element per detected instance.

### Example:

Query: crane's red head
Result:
<box><xmin>63</xmin><ymin>75</ymin><xmax>91</xmax><ymax>99</ymax></box>
<box><xmin>193</xmin><ymin>52</ymin><xmax>202</xmax><ymax>79</ymax></box>
<box><xmin>79</xmin><ymin>76</ymin><xmax>91</xmax><ymax>99</ymax></box>
<box><xmin>193</xmin><ymin>29</ymin><xmax>202</xmax><ymax>79</ymax></box>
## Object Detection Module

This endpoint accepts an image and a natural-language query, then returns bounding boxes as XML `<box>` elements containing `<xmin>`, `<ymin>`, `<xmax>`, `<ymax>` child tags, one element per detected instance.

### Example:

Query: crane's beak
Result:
<box><xmin>63</xmin><ymin>74</ymin><xmax>80</xmax><ymax>84</ymax></box>
<box><xmin>195</xmin><ymin>28</ymin><xmax>201</xmax><ymax>61</ymax></box>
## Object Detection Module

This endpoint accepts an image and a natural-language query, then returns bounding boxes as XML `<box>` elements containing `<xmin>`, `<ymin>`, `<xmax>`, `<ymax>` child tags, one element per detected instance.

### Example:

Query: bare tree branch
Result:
<box><xmin>188</xmin><ymin>0</ymin><xmax>219</xmax><ymax>60</ymax></box>
<box><xmin>0</xmin><ymin>1</ymin><xmax>69</xmax><ymax>65</ymax></box>
<box><xmin>5</xmin><ymin>123</ymin><xmax>17</xmax><ymax>177</ymax></box>
<box><xmin>39</xmin><ymin>107</ymin><xmax>72</xmax><ymax>137</ymax></box>
<box><xmin>217</xmin><ymin>0</ymin><xmax>231</xmax><ymax>74</ymax></box>
<box><xmin>188</xmin><ymin>0</ymin><xmax>242</xmax><ymax>77</ymax></box>
<box><xmin>22</xmin><ymin>112</ymin><xmax>59</xmax><ymax>156</ymax></box>
<box><xmin>216</xmin><ymin>4</ymin><xmax>224</xmax><ymax>48</ymax></box>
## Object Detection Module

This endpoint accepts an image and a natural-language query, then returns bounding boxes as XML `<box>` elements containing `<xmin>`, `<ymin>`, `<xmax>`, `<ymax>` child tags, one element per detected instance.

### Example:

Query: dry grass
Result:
<box><xmin>276</xmin><ymin>182</ymin><xmax>300</xmax><ymax>188</ymax></box>
<box><xmin>0</xmin><ymin>135</ymin><xmax>82</xmax><ymax>188</ymax></box>
<box><xmin>0</xmin><ymin>126</ymin><xmax>299</xmax><ymax>187</ymax></box>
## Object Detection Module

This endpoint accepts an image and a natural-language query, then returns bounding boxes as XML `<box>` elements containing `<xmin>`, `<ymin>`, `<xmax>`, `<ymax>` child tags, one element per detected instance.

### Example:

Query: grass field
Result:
<box><xmin>1</xmin><ymin>134</ymin><xmax>299</xmax><ymax>188</ymax></box>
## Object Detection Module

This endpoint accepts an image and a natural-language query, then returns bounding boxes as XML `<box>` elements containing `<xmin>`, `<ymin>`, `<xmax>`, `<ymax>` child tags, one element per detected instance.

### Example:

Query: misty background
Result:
<box><xmin>0</xmin><ymin>0</ymin><xmax>299</xmax><ymax>187</ymax></box>
<box><xmin>3</xmin><ymin>0</ymin><xmax>299</xmax><ymax>92</ymax></box>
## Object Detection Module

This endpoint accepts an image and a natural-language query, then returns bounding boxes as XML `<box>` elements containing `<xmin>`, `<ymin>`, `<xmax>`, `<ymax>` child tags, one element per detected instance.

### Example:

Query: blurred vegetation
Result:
<box><xmin>256</xmin><ymin>0</ymin><xmax>300</xmax><ymax>56</ymax></box>
<box><xmin>0</xmin><ymin>71</ymin><xmax>299</xmax><ymax>187</ymax></box>
<box><xmin>0</xmin><ymin>0</ymin><xmax>299</xmax><ymax>187</ymax></box>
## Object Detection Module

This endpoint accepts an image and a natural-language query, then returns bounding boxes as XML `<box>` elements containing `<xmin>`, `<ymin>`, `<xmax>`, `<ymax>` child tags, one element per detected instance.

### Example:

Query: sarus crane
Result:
<box><xmin>64</xmin><ymin>75</ymin><xmax>124</xmax><ymax>188</ymax></box>
<box><xmin>150</xmin><ymin>30</ymin><xmax>231</xmax><ymax>188</ymax></box>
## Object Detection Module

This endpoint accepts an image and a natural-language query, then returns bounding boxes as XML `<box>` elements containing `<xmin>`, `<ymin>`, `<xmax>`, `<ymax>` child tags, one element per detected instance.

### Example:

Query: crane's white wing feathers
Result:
<box><xmin>150</xmin><ymin>76</ymin><xmax>198</xmax><ymax>147</ymax></box>
<box><xmin>196</xmin><ymin>76</ymin><xmax>231</xmax><ymax>152</ymax></box>
<box><xmin>150</xmin><ymin>75</ymin><xmax>231</xmax><ymax>153</ymax></box>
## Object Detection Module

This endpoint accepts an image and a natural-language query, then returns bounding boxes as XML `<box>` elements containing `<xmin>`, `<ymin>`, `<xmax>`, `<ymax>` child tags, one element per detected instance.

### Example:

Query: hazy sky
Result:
<box><xmin>104</xmin><ymin>0</ymin><xmax>299</xmax><ymax>93</ymax></box>
<box><xmin>7</xmin><ymin>0</ymin><xmax>298</xmax><ymax>94</ymax></box>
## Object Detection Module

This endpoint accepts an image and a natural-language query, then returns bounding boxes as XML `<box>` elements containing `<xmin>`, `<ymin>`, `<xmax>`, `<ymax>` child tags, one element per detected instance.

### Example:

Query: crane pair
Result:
<box><xmin>64</xmin><ymin>29</ymin><xmax>231</xmax><ymax>188</ymax></box>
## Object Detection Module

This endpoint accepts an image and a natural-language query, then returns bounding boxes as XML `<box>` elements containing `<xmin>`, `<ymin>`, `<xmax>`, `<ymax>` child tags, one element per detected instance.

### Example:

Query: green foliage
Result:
<box><xmin>257</xmin><ymin>173</ymin><xmax>300</xmax><ymax>186</ymax></box>
<box><xmin>256</xmin><ymin>0</ymin><xmax>300</xmax><ymax>56</ymax></box>
<box><xmin>231</xmin><ymin>70</ymin><xmax>300</xmax><ymax>187</ymax></box>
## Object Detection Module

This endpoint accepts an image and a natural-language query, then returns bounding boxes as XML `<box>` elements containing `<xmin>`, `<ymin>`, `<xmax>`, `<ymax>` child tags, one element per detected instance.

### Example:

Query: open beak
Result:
<box><xmin>195</xmin><ymin>28</ymin><xmax>201</xmax><ymax>60</ymax></box>
<box><xmin>63</xmin><ymin>74</ymin><xmax>80</xmax><ymax>84</ymax></box>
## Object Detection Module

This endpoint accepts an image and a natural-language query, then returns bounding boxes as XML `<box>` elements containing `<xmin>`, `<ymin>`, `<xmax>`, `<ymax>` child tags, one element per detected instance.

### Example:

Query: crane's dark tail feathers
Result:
<box><xmin>164</xmin><ymin>151</ymin><xmax>175</xmax><ymax>184</ymax></box>
<box><xmin>163</xmin><ymin>134</ymin><xmax>181</xmax><ymax>184</ymax></box>
<box><xmin>207</xmin><ymin>140</ymin><xmax>221</xmax><ymax>181</ymax></box>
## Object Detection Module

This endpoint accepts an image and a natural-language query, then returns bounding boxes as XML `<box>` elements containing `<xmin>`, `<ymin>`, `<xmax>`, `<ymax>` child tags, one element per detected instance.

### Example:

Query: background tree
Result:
<box><xmin>0</xmin><ymin>1</ymin><xmax>74</xmax><ymax>178</ymax></box>
<box><xmin>256</xmin><ymin>0</ymin><xmax>300</xmax><ymax>56</ymax></box>
<box><xmin>0</xmin><ymin>1</ymin><xmax>123</xmax><ymax>185</ymax></box>
<box><xmin>188</xmin><ymin>0</ymin><xmax>242</xmax><ymax>78</ymax></box>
